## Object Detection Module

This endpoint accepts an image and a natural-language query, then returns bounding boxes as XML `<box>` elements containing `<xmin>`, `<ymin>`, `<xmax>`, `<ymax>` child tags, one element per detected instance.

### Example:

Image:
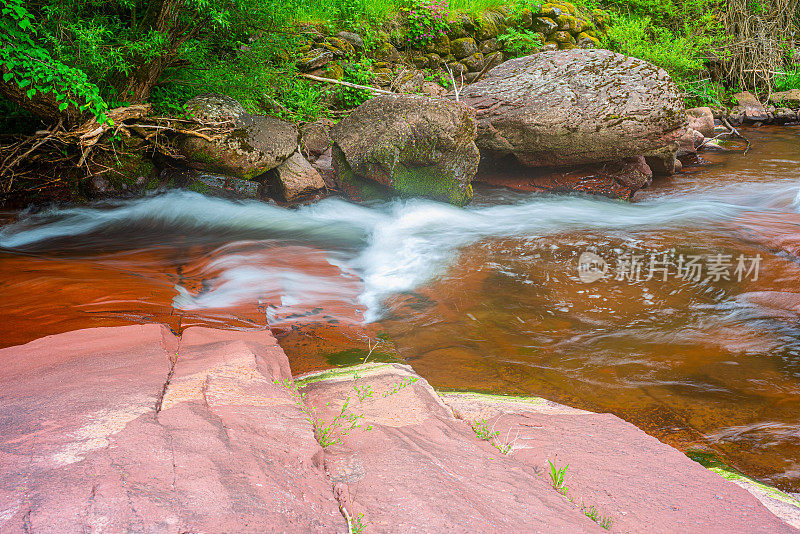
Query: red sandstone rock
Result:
<box><xmin>0</xmin><ymin>325</ymin><xmax>345</xmax><ymax>533</ymax></box>
<box><xmin>299</xmin><ymin>363</ymin><xmax>607</xmax><ymax>532</ymax></box>
<box><xmin>441</xmin><ymin>392</ymin><xmax>797</xmax><ymax>533</ymax></box>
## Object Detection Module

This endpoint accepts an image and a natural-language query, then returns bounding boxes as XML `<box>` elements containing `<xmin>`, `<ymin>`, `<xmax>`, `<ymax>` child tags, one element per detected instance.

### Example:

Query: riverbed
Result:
<box><xmin>1</xmin><ymin>126</ymin><xmax>798</xmax><ymax>492</ymax></box>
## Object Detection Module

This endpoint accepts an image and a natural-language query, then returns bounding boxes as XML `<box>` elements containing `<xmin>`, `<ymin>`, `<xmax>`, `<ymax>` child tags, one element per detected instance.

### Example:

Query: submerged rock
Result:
<box><xmin>177</xmin><ymin>94</ymin><xmax>298</xmax><ymax>180</ymax></box>
<box><xmin>458</xmin><ymin>49</ymin><xmax>685</xmax><ymax>167</ymax></box>
<box><xmin>331</xmin><ymin>94</ymin><xmax>480</xmax><ymax>206</ymax></box>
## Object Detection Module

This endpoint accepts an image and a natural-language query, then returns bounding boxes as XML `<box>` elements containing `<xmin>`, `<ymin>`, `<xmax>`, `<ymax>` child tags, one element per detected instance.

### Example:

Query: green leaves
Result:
<box><xmin>0</xmin><ymin>0</ymin><xmax>109</xmax><ymax>123</ymax></box>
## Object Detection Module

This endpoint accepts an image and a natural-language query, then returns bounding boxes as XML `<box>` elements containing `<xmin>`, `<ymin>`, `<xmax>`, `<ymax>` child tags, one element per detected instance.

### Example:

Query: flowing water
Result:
<box><xmin>1</xmin><ymin>126</ymin><xmax>799</xmax><ymax>491</ymax></box>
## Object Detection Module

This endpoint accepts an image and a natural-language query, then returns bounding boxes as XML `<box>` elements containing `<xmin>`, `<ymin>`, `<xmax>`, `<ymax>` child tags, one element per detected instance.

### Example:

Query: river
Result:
<box><xmin>1</xmin><ymin>126</ymin><xmax>798</xmax><ymax>492</ymax></box>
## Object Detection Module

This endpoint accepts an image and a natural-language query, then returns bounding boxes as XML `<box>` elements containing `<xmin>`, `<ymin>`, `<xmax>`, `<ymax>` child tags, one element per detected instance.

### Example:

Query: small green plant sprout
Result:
<box><xmin>548</xmin><ymin>459</ymin><xmax>569</xmax><ymax>495</ymax></box>
<box><xmin>381</xmin><ymin>376</ymin><xmax>418</xmax><ymax>397</ymax></box>
<box><xmin>471</xmin><ymin>418</ymin><xmax>518</xmax><ymax>454</ymax></box>
<box><xmin>350</xmin><ymin>511</ymin><xmax>366</xmax><ymax>533</ymax></box>
<box><xmin>354</xmin><ymin>382</ymin><xmax>373</xmax><ymax>401</ymax></box>
<box><xmin>580</xmin><ymin>502</ymin><xmax>613</xmax><ymax>530</ymax></box>
<box><xmin>315</xmin><ymin>396</ymin><xmax>364</xmax><ymax>447</ymax></box>
<box><xmin>472</xmin><ymin>418</ymin><xmax>500</xmax><ymax>442</ymax></box>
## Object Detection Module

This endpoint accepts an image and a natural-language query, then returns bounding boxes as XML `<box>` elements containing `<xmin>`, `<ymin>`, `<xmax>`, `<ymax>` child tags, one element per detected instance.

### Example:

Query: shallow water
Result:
<box><xmin>1</xmin><ymin>126</ymin><xmax>799</xmax><ymax>490</ymax></box>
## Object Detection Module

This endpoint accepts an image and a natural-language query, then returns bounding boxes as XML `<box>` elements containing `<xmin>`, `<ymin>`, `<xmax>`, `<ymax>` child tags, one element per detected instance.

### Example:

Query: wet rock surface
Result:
<box><xmin>331</xmin><ymin>94</ymin><xmax>480</xmax><ymax>206</ymax></box>
<box><xmin>1</xmin><ymin>330</ymin><xmax>797</xmax><ymax>532</ymax></box>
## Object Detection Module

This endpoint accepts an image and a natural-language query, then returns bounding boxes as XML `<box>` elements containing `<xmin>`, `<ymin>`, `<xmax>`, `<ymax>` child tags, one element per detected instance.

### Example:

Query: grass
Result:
<box><xmin>548</xmin><ymin>459</ymin><xmax>569</xmax><ymax>495</ymax></box>
<box><xmin>581</xmin><ymin>503</ymin><xmax>614</xmax><ymax>530</ymax></box>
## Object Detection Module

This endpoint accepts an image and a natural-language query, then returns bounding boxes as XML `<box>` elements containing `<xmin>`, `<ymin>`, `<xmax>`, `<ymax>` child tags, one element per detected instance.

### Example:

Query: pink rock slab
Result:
<box><xmin>0</xmin><ymin>325</ymin><xmax>344</xmax><ymax>533</ymax></box>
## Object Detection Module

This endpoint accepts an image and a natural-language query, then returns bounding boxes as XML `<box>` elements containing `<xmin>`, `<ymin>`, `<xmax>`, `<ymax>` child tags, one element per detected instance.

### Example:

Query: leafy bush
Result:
<box><xmin>340</xmin><ymin>59</ymin><xmax>376</xmax><ymax>108</ymax></box>
<box><xmin>407</xmin><ymin>0</ymin><xmax>451</xmax><ymax>45</ymax></box>
<box><xmin>1</xmin><ymin>0</ymin><xmax>109</xmax><ymax>123</ymax></box>
<box><xmin>498</xmin><ymin>28</ymin><xmax>544</xmax><ymax>57</ymax></box>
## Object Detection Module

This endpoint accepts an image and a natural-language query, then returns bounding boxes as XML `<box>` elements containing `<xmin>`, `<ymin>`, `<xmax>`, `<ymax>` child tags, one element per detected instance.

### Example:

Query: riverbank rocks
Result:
<box><xmin>177</xmin><ymin>94</ymin><xmax>298</xmax><ymax>180</ymax></box>
<box><xmin>686</xmin><ymin>106</ymin><xmax>716</xmax><ymax>137</ymax></box>
<box><xmin>458</xmin><ymin>50</ymin><xmax>685</xmax><ymax>168</ymax></box>
<box><xmin>265</xmin><ymin>151</ymin><xmax>326</xmax><ymax>202</ymax></box>
<box><xmin>731</xmin><ymin>91</ymin><xmax>770</xmax><ymax>123</ymax></box>
<box><xmin>331</xmin><ymin>94</ymin><xmax>480</xmax><ymax>206</ymax></box>
<box><xmin>770</xmin><ymin>89</ymin><xmax>800</xmax><ymax>109</ymax></box>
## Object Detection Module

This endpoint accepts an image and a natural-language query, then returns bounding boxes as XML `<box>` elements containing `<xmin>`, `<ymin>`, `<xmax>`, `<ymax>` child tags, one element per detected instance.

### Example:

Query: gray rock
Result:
<box><xmin>331</xmin><ymin>94</ymin><xmax>480</xmax><ymax>206</ymax></box>
<box><xmin>732</xmin><ymin>91</ymin><xmax>769</xmax><ymax>122</ymax></box>
<box><xmin>458</xmin><ymin>50</ymin><xmax>685</xmax><ymax>167</ymax></box>
<box><xmin>265</xmin><ymin>151</ymin><xmax>326</xmax><ymax>202</ymax></box>
<box><xmin>300</xmin><ymin>120</ymin><xmax>333</xmax><ymax>160</ymax></box>
<box><xmin>297</xmin><ymin>48</ymin><xmax>333</xmax><ymax>71</ymax></box>
<box><xmin>185</xmin><ymin>93</ymin><xmax>247</xmax><ymax>123</ymax></box>
<box><xmin>178</xmin><ymin>96</ymin><xmax>298</xmax><ymax>180</ymax></box>
<box><xmin>336</xmin><ymin>31</ymin><xmax>364</xmax><ymax>51</ymax></box>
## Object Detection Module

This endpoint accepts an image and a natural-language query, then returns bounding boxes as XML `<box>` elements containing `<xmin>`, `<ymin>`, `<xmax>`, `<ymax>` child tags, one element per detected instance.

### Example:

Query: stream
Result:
<box><xmin>1</xmin><ymin>126</ymin><xmax>799</xmax><ymax>492</ymax></box>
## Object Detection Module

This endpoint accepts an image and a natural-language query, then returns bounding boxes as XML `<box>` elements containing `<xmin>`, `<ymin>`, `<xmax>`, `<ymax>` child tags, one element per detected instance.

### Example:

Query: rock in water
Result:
<box><xmin>178</xmin><ymin>94</ymin><xmax>298</xmax><ymax>180</ymax></box>
<box><xmin>331</xmin><ymin>94</ymin><xmax>480</xmax><ymax>206</ymax></box>
<box><xmin>265</xmin><ymin>151</ymin><xmax>326</xmax><ymax>202</ymax></box>
<box><xmin>459</xmin><ymin>49</ymin><xmax>685</xmax><ymax>167</ymax></box>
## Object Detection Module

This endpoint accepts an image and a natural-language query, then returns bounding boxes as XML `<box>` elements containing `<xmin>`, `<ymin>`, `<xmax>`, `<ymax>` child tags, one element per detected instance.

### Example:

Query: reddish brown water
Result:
<box><xmin>1</xmin><ymin>126</ymin><xmax>799</xmax><ymax>491</ymax></box>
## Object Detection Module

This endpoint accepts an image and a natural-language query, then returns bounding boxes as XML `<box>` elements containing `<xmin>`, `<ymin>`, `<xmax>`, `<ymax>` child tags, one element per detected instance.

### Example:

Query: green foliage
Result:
<box><xmin>603</xmin><ymin>14</ymin><xmax>712</xmax><ymax>79</ymax></box>
<box><xmin>775</xmin><ymin>69</ymin><xmax>800</xmax><ymax>91</ymax></box>
<box><xmin>682</xmin><ymin>78</ymin><xmax>731</xmax><ymax>107</ymax></box>
<box><xmin>1</xmin><ymin>0</ymin><xmax>109</xmax><ymax>123</ymax></box>
<box><xmin>340</xmin><ymin>58</ymin><xmax>375</xmax><ymax>108</ymax></box>
<box><xmin>406</xmin><ymin>0</ymin><xmax>451</xmax><ymax>46</ymax></box>
<box><xmin>548</xmin><ymin>459</ymin><xmax>569</xmax><ymax>495</ymax></box>
<box><xmin>498</xmin><ymin>28</ymin><xmax>544</xmax><ymax>57</ymax></box>
<box><xmin>580</xmin><ymin>503</ymin><xmax>614</xmax><ymax>530</ymax></box>
<box><xmin>472</xmin><ymin>418</ymin><xmax>500</xmax><ymax>441</ymax></box>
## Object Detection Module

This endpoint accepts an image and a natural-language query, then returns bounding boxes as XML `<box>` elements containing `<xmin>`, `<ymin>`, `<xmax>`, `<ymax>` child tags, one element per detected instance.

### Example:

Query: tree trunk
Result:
<box><xmin>113</xmin><ymin>0</ymin><xmax>187</xmax><ymax>103</ymax></box>
<box><xmin>0</xmin><ymin>67</ymin><xmax>82</xmax><ymax>127</ymax></box>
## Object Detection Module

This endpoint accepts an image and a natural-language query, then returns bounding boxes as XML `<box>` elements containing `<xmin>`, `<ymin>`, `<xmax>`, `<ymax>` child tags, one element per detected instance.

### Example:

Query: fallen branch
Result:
<box><xmin>721</xmin><ymin>116</ymin><xmax>752</xmax><ymax>155</ymax></box>
<box><xmin>300</xmin><ymin>73</ymin><xmax>395</xmax><ymax>95</ymax></box>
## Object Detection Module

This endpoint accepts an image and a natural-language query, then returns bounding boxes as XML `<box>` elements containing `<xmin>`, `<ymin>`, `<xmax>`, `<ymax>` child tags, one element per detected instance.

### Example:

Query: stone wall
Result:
<box><xmin>297</xmin><ymin>2</ymin><xmax>610</xmax><ymax>89</ymax></box>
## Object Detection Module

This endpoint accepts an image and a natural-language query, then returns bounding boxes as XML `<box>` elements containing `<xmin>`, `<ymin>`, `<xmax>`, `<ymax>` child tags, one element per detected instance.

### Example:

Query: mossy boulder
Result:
<box><xmin>323</xmin><ymin>62</ymin><xmax>344</xmax><ymax>80</ymax></box>
<box><xmin>769</xmin><ymin>89</ymin><xmax>800</xmax><ymax>109</ymax></box>
<box><xmin>577</xmin><ymin>32</ymin><xmax>600</xmax><ymax>48</ymax></box>
<box><xmin>480</xmin><ymin>38</ymin><xmax>500</xmax><ymax>54</ymax></box>
<box><xmin>331</xmin><ymin>94</ymin><xmax>480</xmax><ymax>206</ymax></box>
<box><xmin>552</xmin><ymin>31</ymin><xmax>576</xmax><ymax>44</ymax></box>
<box><xmin>457</xmin><ymin>50</ymin><xmax>685</xmax><ymax>167</ymax></box>
<box><xmin>556</xmin><ymin>13</ymin><xmax>580</xmax><ymax>32</ymax></box>
<box><xmin>178</xmin><ymin>94</ymin><xmax>298</xmax><ymax>180</ymax></box>
<box><xmin>433</xmin><ymin>34</ymin><xmax>451</xmax><ymax>56</ymax></box>
<box><xmin>475</xmin><ymin>11</ymin><xmax>507</xmax><ymax>40</ymax></box>
<box><xmin>462</xmin><ymin>52</ymin><xmax>486</xmax><ymax>72</ymax></box>
<box><xmin>447</xmin><ymin>13</ymin><xmax>475</xmax><ymax>38</ymax></box>
<box><xmin>323</xmin><ymin>37</ymin><xmax>356</xmax><ymax>57</ymax></box>
<box><xmin>450</xmin><ymin>37</ymin><xmax>479</xmax><ymax>59</ymax></box>
<box><xmin>297</xmin><ymin>48</ymin><xmax>333</xmax><ymax>71</ymax></box>
<box><xmin>425</xmin><ymin>53</ymin><xmax>444</xmax><ymax>69</ymax></box>
<box><xmin>374</xmin><ymin>42</ymin><xmax>400</xmax><ymax>62</ymax></box>
<box><xmin>531</xmin><ymin>17</ymin><xmax>558</xmax><ymax>35</ymax></box>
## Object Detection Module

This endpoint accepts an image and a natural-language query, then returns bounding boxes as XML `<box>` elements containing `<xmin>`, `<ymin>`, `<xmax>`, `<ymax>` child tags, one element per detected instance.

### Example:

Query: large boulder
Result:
<box><xmin>177</xmin><ymin>94</ymin><xmax>298</xmax><ymax>180</ymax></box>
<box><xmin>331</xmin><ymin>94</ymin><xmax>480</xmax><ymax>206</ymax></box>
<box><xmin>458</xmin><ymin>49</ymin><xmax>685</xmax><ymax>167</ymax></box>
